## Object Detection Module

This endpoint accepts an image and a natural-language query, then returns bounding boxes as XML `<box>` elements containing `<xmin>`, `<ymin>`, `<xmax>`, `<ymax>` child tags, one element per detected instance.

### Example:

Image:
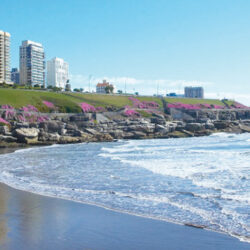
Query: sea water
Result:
<box><xmin>0</xmin><ymin>133</ymin><xmax>249</xmax><ymax>242</ymax></box>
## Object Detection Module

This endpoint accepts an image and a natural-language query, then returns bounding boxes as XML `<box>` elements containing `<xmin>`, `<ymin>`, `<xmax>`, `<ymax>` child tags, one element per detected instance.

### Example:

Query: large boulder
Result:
<box><xmin>213</xmin><ymin>121</ymin><xmax>229</xmax><ymax>130</ymax></box>
<box><xmin>185</xmin><ymin>123</ymin><xmax>204</xmax><ymax>132</ymax></box>
<box><xmin>14</xmin><ymin>128</ymin><xmax>40</xmax><ymax>144</ymax></box>
<box><xmin>15</xmin><ymin>128</ymin><xmax>39</xmax><ymax>139</ymax></box>
<box><xmin>0</xmin><ymin>125</ymin><xmax>9</xmax><ymax>135</ymax></box>
<box><xmin>0</xmin><ymin>135</ymin><xmax>17</xmax><ymax>143</ymax></box>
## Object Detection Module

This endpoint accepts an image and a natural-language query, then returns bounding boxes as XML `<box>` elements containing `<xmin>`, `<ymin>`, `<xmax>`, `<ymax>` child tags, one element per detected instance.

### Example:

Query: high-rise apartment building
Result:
<box><xmin>184</xmin><ymin>86</ymin><xmax>204</xmax><ymax>98</ymax></box>
<box><xmin>47</xmin><ymin>57</ymin><xmax>69</xmax><ymax>89</ymax></box>
<box><xmin>20</xmin><ymin>40</ymin><xmax>45</xmax><ymax>86</ymax></box>
<box><xmin>0</xmin><ymin>30</ymin><xmax>11</xmax><ymax>84</ymax></box>
<box><xmin>11</xmin><ymin>68</ymin><xmax>20</xmax><ymax>84</ymax></box>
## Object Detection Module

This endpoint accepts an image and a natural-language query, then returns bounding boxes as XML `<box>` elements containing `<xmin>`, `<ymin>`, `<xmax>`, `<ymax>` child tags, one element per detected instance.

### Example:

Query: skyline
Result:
<box><xmin>1</xmin><ymin>0</ymin><xmax>250</xmax><ymax>104</ymax></box>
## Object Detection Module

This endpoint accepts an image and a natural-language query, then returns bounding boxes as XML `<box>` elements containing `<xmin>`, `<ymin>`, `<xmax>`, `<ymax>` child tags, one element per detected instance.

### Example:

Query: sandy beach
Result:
<box><xmin>0</xmin><ymin>182</ymin><xmax>248</xmax><ymax>250</ymax></box>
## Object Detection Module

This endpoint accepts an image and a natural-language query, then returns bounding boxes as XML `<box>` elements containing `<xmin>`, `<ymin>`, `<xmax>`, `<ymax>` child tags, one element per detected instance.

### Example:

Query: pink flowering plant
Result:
<box><xmin>1</xmin><ymin>105</ymin><xmax>14</xmax><ymax>110</ymax></box>
<box><xmin>124</xmin><ymin>108</ymin><xmax>140</xmax><ymax>117</ymax></box>
<box><xmin>80</xmin><ymin>103</ymin><xmax>96</xmax><ymax>113</ymax></box>
<box><xmin>167</xmin><ymin>102</ymin><xmax>227</xmax><ymax>110</ymax></box>
<box><xmin>0</xmin><ymin>117</ymin><xmax>9</xmax><ymax>125</ymax></box>
<box><xmin>128</xmin><ymin>97</ymin><xmax>159</xmax><ymax>109</ymax></box>
<box><xmin>43</xmin><ymin>100</ymin><xmax>55</xmax><ymax>109</ymax></box>
<box><xmin>230</xmin><ymin>102</ymin><xmax>250</xmax><ymax>109</ymax></box>
<box><xmin>21</xmin><ymin>105</ymin><xmax>39</xmax><ymax>113</ymax></box>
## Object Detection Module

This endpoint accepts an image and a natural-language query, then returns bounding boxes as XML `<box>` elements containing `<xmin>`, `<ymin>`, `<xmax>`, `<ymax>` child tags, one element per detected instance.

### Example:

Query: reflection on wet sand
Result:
<box><xmin>0</xmin><ymin>184</ymin><xmax>8</xmax><ymax>245</ymax></box>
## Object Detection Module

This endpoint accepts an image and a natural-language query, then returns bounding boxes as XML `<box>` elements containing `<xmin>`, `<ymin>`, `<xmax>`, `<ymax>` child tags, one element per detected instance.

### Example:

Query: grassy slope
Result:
<box><xmin>0</xmin><ymin>89</ymin><xmax>134</xmax><ymax>112</ymax></box>
<box><xmin>164</xmin><ymin>97</ymin><xmax>226</xmax><ymax>106</ymax></box>
<box><xmin>0</xmin><ymin>88</ymin><xmax>240</xmax><ymax>113</ymax></box>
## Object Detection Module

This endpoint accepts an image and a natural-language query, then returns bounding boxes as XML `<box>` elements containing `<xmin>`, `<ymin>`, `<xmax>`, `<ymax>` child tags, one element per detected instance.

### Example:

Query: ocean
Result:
<box><xmin>0</xmin><ymin>133</ymin><xmax>249</xmax><ymax>242</ymax></box>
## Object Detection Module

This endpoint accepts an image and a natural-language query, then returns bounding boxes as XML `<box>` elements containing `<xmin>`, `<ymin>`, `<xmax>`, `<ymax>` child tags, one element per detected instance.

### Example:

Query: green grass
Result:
<box><xmin>0</xmin><ymin>89</ymin><xmax>135</xmax><ymax>113</ymax></box>
<box><xmin>164</xmin><ymin>97</ymin><xmax>226</xmax><ymax>106</ymax></box>
<box><xmin>0</xmin><ymin>88</ymin><xmax>243</xmax><ymax>113</ymax></box>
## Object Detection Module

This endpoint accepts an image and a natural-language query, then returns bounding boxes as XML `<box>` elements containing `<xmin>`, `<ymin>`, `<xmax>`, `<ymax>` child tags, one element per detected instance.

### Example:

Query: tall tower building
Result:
<box><xmin>47</xmin><ymin>57</ymin><xmax>69</xmax><ymax>89</ymax></box>
<box><xmin>19</xmin><ymin>40</ymin><xmax>45</xmax><ymax>87</ymax></box>
<box><xmin>0</xmin><ymin>30</ymin><xmax>11</xmax><ymax>84</ymax></box>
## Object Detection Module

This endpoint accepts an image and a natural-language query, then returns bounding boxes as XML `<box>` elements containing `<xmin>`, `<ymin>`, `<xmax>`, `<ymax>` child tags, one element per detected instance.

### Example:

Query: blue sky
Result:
<box><xmin>1</xmin><ymin>0</ymin><xmax>250</xmax><ymax>104</ymax></box>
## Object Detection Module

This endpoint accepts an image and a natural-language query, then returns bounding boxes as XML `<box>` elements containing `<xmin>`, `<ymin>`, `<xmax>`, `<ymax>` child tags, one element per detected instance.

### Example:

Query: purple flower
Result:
<box><xmin>21</xmin><ymin>105</ymin><xmax>38</xmax><ymax>113</ymax></box>
<box><xmin>128</xmin><ymin>97</ymin><xmax>159</xmax><ymax>109</ymax></box>
<box><xmin>80</xmin><ymin>103</ymin><xmax>96</xmax><ymax>113</ymax></box>
<box><xmin>43</xmin><ymin>100</ymin><xmax>55</xmax><ymax>109</ymax></box>
<box><xmin>1</xmin><ymin>105</ymin><xmax>14</xmax><ymax>110</ymax></box>
<box><xmin>0</xmin><ymin>117</ymin><xmax>9</xmax><ymax>125</ymax></box>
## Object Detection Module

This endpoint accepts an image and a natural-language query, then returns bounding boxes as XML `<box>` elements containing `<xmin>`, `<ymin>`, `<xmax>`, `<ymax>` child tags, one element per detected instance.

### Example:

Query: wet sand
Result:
<box><xmin>0</xmin><ymin>183</ymin><xmax>249</xmax><ymax>250</ymax></box>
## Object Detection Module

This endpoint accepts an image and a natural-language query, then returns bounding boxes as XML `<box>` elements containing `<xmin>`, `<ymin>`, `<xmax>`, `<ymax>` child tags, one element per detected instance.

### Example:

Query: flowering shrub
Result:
<box><xmin>1</xmin><ymin>105</ymin><xmax>14</xmax><ymax>110</ymax></box>
<box><xmin>43</xmin><ymin>100</ymin><xmax>55</xmax><ymax>109</ymax></box>
<box><xmin>21</xmin><ymin>105</ymin><xmax>38</xmax><ymax>112</ymax></box>
<box><xmin>201</xmin><ymin>104</ymin><xmax>212</xmax><ymax>109</ymax></box>
<box><xmin>5</xmin><ymin>110</ymin><xmax>15</xmax><ymax>120</ymax></box>
<box><xmin>17</xmin><ymin>115</ymin><xmax>26</xmax><ymax>122</ymax></box>
<box><xmin>0</xmin><ymin>117</ymin><xmax>9</xmax><ymax>125</ymax></box>
<box><xmin>95</xmin><ymin>106</ymin><xmax>106</xmax><ymax>112</ymax></box>
<box><xmin>128</xmin><ymin>97</ymin><xmax>159</xmax><ymax>109</ymax></box>
<box><xmin>167</xmin><ymin>102</ymin><xmax>227</xmax><ymax>110</ymax></box>
<box><xmin>167</xmin><ymin>103</ymin><xmax>201</xmax><ymax>110</ymax></box>
<box><xmin>37</xmin><ymin>115</ymin><xmax>49</xmax><ymax>123</ymax></box>
<box><xmin>124</xmin><ymin>108</ymin><xmax>140</xmax><ymax>117</ymax></box>
<box><xmin>80</xmin><ymin>103</ymin><xmax>96</xmax><ymax>113</ymax></box>
<box><xmin>212</xmin><ymin>105</ymin><xmax>225</xmax><ymax>109</ymax></box>
<box><xmin>230</xmin><ymin>102</ymin><xmax>250</xmax><ymax>109</ymax></box>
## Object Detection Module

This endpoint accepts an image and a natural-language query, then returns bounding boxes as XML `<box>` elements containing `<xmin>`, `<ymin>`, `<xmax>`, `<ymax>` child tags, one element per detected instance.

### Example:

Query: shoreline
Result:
<box><xmin>0</xmin><ymin>139</ymin><xmax>250</xmax><ymax>249</ymax></box>
<box><xmin>0</xmin><ymin>182</ymin><xmax>250</xmax><ymax>250</ymax></box>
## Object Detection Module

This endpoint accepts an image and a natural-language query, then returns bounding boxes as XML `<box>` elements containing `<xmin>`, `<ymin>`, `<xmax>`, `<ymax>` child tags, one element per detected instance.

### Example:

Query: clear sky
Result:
<box><xmin>1</xmin><ymin>0</ymin><xmax>250</xmax><ymax>104</ymax></box>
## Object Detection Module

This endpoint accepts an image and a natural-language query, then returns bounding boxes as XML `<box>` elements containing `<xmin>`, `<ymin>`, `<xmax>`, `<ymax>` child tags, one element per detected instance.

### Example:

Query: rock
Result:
<box><xmin>239</xmin><ymin>124</ymin><xmax>250</xmax><ymax>133</ymax></box>
<box><xmin>131</xmin><ymin>131</ymin><xmax>147</xmax><ymax>139</ymax></box>
<box><xmin>151</xmin><ymin>117</ymin><xmax>166</xmax><ymax>125</ymax></box>
<box><xmin>168</xmin><ymin>131</ymin><xmax>190</xmax><ymax>138</ymax></box>
<box><xmin>155</xmin><ymin>124</ymin><xmax>169</xmax><ymax>134</ymax></box>
<box><xmin>15</xmin><ymin>122</ymin><xmax>30</xmax><ymax>128</ymax></box>
<box><xmin>95</xmin><ymin>133</ymin><xmax>113</xmax><ymax>142</ymax></box>
<box><xmin>41</xmin><ymin>121</ymin><xmax>64</xmax><ymax>133</ymax></box>
<box><xmin>15</xmin><ymin>128</ymin><xmax>40</xmax><ymax>142</ymax></box>
<box><xmin>0</xmin><ymin>135</ymin><xmax>17</xmax><ymax>143</ymax></box>
<box><xmin>205</xmin><ymin>122</ymin><xmax>215</xmax><ymax>130</ymax></box>
<box><xmin>185</xmin><ymin>123</ymin><xmax>204</xmax><ymax>132</ymax></box>
<box><xmin>95</xmin><ymin>113</ymin><xmax>110</xmax><ymax>123</ymax></box>
<box><xmin>59</xmin><ymin>136</ymin><xmax>80</xmax><ymax>144</ymax></box>
<box><xmin>0</xmin><ymin>125</ymin><xmax>9</xmax><ymax>135</ymax></box>
<box><xmin>213</xmin><ymin>121</ymin><xmax>229</xmax><ymax>130</ymax></box>
<box><xmin>110</xmin><ymin>130</ymin><xmax>125</xmax><ymax>139</ymax></box>
<box><xmin>83</xmin><ymin>128</ymin><xmax>100</xmax><ymax>136</ymax></box>
<box><xmin>70</xmin><ymin>114</ymin><xmax>92</xmax><ymax>122</ymax></box>
<box><xmin>39</xmin><ymin>132</ymin><xmax>61</xmax><ymax>142</ymax></box>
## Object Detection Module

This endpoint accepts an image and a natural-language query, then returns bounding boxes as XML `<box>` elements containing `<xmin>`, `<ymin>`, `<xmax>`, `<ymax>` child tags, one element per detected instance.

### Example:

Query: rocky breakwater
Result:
<box><xmin>1</xmin><ymin>108</ymin><xmax>250</xmax><ymax>148</ymax></box>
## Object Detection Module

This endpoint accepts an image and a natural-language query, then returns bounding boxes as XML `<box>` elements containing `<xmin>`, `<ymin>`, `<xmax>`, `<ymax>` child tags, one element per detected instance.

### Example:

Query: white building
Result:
<box><xmin>20</xmin><ymin>40</ymin><xmax>45</xmax><ymax>87</ymax></box>
<box><xmin>96</xmin><ymin>80</ymin><xmax>115</xmax><ymax>94</ymax></box>
<box><xmin>47</xmin><ymin>57</ymin><xmax>69</xmax><ymax>89</ymax></box>
<box><xmin>184</xmin><ymin>86</ymin><xmax>204</xmax><ymax>98</ymax></box>
<box><xmin>0</xmin><ymin>30</ymin><xmax>11</xmax><ymax>84</ymax></box>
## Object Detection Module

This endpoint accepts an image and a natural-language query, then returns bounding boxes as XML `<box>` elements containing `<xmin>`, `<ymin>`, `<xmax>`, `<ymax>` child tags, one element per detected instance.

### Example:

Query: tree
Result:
<box><xmin>73</xmin><ymin>88</ymin><xmax>80</xmax><ymax>92</ymax></box>
<box><xmin>12</xmin><ymin>83</ymin><xmax>18</xmax><ymax>89</ymax></box>
<box><xmin>105</xmin><ymin>85</ymin><xmax>114</xmax><ymax>94</ymax></box>
<box><xmin>65</xmin><ymin>83</ymin><xmax>71</xmax><ymax>92</ymax></box>
<box><xmin>79</xmin><ymin>88</ymin><xmax>84</xmax><ymax>92</ymax></box>
<box><xmin>117</xmin><ymin>90</ymin><xmax>123</xmax><ymax>94</ymax></box>
<box><xmin>135</xmin><ymin>92</ymin><xmax>139</xmax><ymax>96</ymax></box>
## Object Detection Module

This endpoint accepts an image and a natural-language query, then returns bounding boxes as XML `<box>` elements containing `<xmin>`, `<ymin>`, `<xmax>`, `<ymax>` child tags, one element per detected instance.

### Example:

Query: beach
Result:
<box><xmin>0</xmin><ymin>182</ymin><xmax>249</xmax><ymax>250</ymax></box>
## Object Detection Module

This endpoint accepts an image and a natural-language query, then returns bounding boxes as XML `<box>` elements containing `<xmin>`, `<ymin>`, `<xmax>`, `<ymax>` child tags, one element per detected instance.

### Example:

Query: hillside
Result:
<box><xmin>0</xmin><ymin>88</ymin><xmax>244</xmax><ymax>113</ymax></box>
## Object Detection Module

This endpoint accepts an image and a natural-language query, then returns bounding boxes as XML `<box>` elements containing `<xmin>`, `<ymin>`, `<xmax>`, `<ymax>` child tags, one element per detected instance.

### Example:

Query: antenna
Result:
<box><xmin>88</xmin><ymin>75</ymin><xmax>92</xmax><ymax>92</ymax></box>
